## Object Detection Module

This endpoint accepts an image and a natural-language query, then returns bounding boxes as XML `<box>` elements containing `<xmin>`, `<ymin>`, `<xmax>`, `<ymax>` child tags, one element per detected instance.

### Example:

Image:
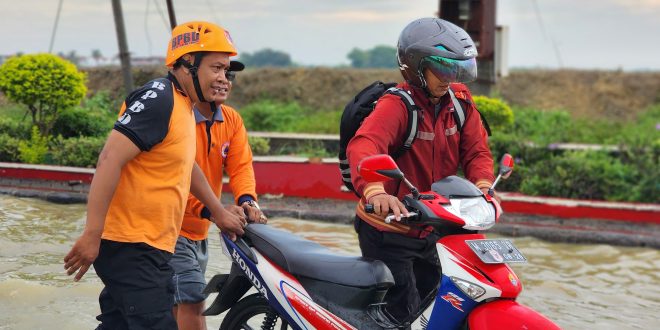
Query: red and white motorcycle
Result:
<box><xmin>203</xmin><ymin>154</ymin><xmax>560</xmax><ymax>329</ymax></box>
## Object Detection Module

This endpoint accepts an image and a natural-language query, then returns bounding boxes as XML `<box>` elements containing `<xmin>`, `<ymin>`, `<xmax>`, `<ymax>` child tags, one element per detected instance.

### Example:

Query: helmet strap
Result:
<box><xmin>417</xmin><ymin>68</ymin><xmax>435</xmax><ymax>99</ymax></box>
<box><xmin>177</xmin><ymin>52</ymin><xmax>208</xmax><ymax>103</ymax></box>
<box><xmin>210</xmin><ymin>101</ymin><xmax>218</xmax><ymax>113</ymax></box>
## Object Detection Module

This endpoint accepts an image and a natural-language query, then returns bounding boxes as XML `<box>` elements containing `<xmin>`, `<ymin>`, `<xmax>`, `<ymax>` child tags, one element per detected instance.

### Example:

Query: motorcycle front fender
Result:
<box><xmin>467</xmin><ymin>300</ymin><xmax>561</xmax><ymax>330</ymax></box>
<box><xmin>202</xmin><ymin>263</ymin><xmax>253</xmax><ymax>316</ymax></box>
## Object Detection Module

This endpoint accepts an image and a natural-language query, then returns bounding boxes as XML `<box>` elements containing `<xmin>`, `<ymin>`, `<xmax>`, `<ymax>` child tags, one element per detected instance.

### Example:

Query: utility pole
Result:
<box><xmin>48</xmin><ymin>0</ymin><xmax>64</xmax><ymax>53</ymax></box>
<box><xmin>166</xmin><ymin>0</ymin><xmax>177</xmax><ymax>29</ymax></box>
<box><xmin>111</xmin><ymin>0</ymin><xmax>134</xmax><ymax>93</ymax></box>
<box><xmin>438</xmin><ymin>0</ymin><xmax>497</xmax><ymax>95</ymax></box>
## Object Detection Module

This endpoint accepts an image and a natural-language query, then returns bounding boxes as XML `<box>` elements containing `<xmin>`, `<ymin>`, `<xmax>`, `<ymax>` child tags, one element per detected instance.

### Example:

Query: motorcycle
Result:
<box><xmin>202</xmin><ymin>154</ymin><xmax>561</xmax><ymax>329</ymax></box>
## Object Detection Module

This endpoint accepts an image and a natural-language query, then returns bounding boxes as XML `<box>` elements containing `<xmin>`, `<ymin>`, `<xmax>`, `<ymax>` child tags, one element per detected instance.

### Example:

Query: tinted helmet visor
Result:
<box><xmin>422</xmin><ymin>55</ymin><xmax>477</xmax><ymax>83</ymax></box>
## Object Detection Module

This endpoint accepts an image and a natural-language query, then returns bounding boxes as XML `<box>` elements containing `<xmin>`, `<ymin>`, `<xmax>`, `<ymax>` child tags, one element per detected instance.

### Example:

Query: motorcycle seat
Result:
<box><xmin>245</xmin><ymin>224</ymin><xmax>394</xmax><ymax>289</ymax></box>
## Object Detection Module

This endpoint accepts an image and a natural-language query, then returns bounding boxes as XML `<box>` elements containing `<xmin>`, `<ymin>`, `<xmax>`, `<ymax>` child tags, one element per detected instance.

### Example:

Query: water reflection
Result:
<box><xmin>0</xmin><ymin>195</ymin><xmax>658</xmax><ymax>329</ymax></box>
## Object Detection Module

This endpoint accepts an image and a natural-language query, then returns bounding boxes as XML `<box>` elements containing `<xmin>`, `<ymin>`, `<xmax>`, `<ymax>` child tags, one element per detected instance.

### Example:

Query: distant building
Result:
<box><xmin>0</xmin><ymin>53</ymin><xmax>165</xmax><ymax>68</ymax></box>
<box><xmin>130</xmin><ymin>56</ymin><xmax>166</xmax><ymax>67</ymax></box>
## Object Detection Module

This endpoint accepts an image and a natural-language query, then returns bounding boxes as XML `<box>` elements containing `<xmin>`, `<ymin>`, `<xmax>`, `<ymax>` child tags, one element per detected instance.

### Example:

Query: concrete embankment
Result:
<box><xmin>1</xmin><ymin>161</ymin><xmax>658</xmax><ymax>248</ymax></box>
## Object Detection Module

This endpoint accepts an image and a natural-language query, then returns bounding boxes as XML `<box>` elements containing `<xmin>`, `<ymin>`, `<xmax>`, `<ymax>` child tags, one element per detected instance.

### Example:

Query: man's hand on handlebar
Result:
<box><xmin>368</xmin><ymin>193</ymin><xmax>409</xmax><ymax>221</ymax></box>
<box><xmin>210</xmin><ymin>206</ymin><xmax>246</xmax><ymax>241</ymax></box>
<box><xmin>481</xmin><ymin>188</ymin><xmax>501</xmax><ymax>204</ymax></box>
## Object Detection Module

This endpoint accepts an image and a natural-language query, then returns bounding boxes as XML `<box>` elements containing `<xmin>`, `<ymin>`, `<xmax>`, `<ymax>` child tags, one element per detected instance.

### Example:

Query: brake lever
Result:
<box><xmin>384</xmin><ymin>212</ymin><xmax>418</xmax><ymax>224</ymax></box>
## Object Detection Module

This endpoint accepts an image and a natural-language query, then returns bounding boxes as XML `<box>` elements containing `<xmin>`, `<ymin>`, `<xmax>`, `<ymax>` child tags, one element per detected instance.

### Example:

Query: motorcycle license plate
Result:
<box><xmin>466</xmin><ymin>239</ymin><xmax>527</xmax><ymax>264</ymax></box>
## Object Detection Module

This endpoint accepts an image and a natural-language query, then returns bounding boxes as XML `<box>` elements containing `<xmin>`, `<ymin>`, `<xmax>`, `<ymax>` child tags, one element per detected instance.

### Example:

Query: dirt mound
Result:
<box><xmin>496</xmin><ymin>70</ymin><xmax>660</xmax><ymax>120</ymax></box>
<box><xmin>83</xmin><ymin>67</ymin><xmax>660</xmax><ymax>120</ymax></box>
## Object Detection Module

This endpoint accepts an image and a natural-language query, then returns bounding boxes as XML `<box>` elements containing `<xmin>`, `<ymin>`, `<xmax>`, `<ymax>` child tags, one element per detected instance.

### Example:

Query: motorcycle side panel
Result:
<box><xmin>298</xmin><ymin>277</ymin><xmax>389</xmax><ymax>328</ymax></box>
<box><xmin>467</xmin><ymin>300</ymin><xmax>561</xmax><ymax>330</ymax></box>
<box><xmin>281</xmin><ymin>283</ymin><xmax>358</xmax><ymax>330</ymax></box>
<box><xmin>225</xmin><ymin>233</ymin><xmax>358</xmax><ymax>330</ymax></box>
<box><xmin>222</xmin><ymin>235</ymin><xmax>303</xmax><ymax>327</ymax></box>
<box><xmin>426</xmin><ymin>275</ymin><xmax>478</xmax><ymax>329</ymax></box>
<box><xmin>436</xmin><ymin>242</ymin><xmax>503</xmax><ymax>302</ymax></box>
<box><xmin>439</xmin><ymin>234</ymin><xmax>522</xmax><ymax>299</ymax></box>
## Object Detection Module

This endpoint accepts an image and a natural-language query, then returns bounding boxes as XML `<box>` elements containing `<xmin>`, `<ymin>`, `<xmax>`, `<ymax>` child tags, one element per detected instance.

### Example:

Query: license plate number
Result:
<box><xmin>466</xmin><ymin>239</ymin><xmax>527</xmax><ymax>264</ymax></box>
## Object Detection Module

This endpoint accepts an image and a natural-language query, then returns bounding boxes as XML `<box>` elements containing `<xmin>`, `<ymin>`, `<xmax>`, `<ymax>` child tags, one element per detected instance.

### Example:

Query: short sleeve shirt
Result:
<box><xmin>101</xmin><ymin>75</ymin><xmax>196</xmax><ymax>253</ymax></box>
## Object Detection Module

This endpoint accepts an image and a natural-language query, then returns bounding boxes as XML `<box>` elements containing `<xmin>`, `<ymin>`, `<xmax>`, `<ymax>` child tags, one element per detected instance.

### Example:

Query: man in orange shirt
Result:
<box><xmin>63</xmin><ymin>21</ymin><xmax>246</xmax><ymax>329</ymax></box>
<box><xmin>170</xmin><ymin>60</ymin><xmax>266</xmax><ymax>329</ymax></box>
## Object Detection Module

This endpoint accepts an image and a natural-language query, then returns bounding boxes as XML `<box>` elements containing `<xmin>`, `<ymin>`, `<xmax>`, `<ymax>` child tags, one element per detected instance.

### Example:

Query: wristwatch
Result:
<box><xmin>241</xmin><ymin>200</ymin><xmax>260</xmax><ymax>210</ymax></box>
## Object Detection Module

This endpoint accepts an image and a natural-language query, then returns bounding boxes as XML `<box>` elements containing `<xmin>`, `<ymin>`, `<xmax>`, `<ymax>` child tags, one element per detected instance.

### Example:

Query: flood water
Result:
<box><xmin>0</xmin><ymin>195</ymin><xmax>658</xmax><ymax>329</ymax></box>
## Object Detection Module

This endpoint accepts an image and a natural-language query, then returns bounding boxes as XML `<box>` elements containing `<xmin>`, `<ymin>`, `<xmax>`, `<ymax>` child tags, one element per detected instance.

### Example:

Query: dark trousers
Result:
<box><xmin>93</xmin><ymin>240</ymin><xmax>177</xmax><ymax>330</ymax></box>
<box><xmin>355</xmin><ymin>218</ymin><xmax>441</xmax><ymax>324</ymax></box>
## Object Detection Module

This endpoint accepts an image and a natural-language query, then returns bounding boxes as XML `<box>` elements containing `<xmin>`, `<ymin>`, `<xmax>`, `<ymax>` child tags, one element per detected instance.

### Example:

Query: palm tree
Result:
<box><xmin>91</xmin><ymin>49</ymin><xmax>103</xmax><ymax>66</ymax></box>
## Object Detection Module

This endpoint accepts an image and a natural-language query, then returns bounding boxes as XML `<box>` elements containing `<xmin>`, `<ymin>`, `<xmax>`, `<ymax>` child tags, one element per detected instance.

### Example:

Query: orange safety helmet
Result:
<box><xmin>165</xmin><ymin>21</ymin><xmax>237</xmax><ymax>67</ymax></box>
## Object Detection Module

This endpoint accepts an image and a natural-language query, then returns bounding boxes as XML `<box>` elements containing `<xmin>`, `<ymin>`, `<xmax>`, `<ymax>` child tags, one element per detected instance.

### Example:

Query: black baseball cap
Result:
<box><xmin>229</xmin><ymin>60</ymin><xmax>245</xmax><ymax>72</ymax></box>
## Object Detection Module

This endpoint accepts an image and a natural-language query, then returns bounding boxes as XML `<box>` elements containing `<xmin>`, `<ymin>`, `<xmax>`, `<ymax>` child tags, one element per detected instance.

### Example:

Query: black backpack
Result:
<box><xmin>338</xmin><ymin>80</ymin><xmax>490</xmax><ymax>196</ymax></box>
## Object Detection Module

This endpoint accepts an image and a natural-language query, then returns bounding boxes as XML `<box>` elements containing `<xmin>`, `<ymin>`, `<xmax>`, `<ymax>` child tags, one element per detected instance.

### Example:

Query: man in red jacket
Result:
<box><xmin>346</xmin><ymin>17</ymin><xmax>495</xmax><ymax>323</ymax></box>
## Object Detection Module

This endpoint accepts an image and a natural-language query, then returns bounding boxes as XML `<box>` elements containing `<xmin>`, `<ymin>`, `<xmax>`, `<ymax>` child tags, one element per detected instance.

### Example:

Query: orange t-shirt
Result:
<box><xmin>180</xmin><ymin>104</ymin><xmax>257</xmax><ymax>240</ymax></box>
<box><xmin>101</xmin><ymin>75</ymin><xmax>196</xmax><ymax>253</ymax></box>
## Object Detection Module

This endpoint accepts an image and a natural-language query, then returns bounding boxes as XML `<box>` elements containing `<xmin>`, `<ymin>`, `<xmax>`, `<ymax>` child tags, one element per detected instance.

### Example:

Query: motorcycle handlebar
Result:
<box><xmin>385</xmin><ymin>212</ymin><xmax>418</xmax><ymax>224</ymax></box>
<box><xmin>364</xmin><ymin>203</ymin><xmax>420</xmax><ymax>224</ymax></box>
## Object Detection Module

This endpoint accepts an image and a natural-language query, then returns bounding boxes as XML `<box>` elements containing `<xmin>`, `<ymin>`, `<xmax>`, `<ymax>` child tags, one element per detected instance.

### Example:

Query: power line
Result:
<box><xmin>152</xmin><ymin>0</ymin><xmax>172</xmax><ymax>32</ymax></box>
<box><xmin>204</xmin><ymin>0</ymin><xmax>222</xmax><ymax>23</ymax></box>
<box><xmin>530</xmin><ymin>0</ymin><xmax>563</xmax><ymax>67</ymax></box>
<box><xmin>144</xmin><ymin>0</ymin><xmax>153</xmax><ymax>56</ymax></box>
<box><xmin>48</xmin><ymin>0</ymin><xmax>64</xmax><ymax>53</ymax></box>
<box><xmin>550</xmin><ymin>37</ymin><xmax>564</xmax><ymax>68</ymax></box>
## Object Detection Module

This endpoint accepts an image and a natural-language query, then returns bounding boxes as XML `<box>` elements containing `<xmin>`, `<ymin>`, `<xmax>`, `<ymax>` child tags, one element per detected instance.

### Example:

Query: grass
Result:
<box><xmin>0</xmin><ymin>103</ymin><xmax>30</xmax><ymax>121</ymax></box>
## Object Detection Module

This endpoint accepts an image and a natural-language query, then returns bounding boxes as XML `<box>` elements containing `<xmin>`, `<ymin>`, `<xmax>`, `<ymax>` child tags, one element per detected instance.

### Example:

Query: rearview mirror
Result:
<box><xmin>499</xmin><ymin>153</ymin><xmax>514</xmax><ymax>179</ymax></box>
<box><xmin>358</xmin><ymin>154</ymin><xmax>403</xmax><ymax>182</ymax></box>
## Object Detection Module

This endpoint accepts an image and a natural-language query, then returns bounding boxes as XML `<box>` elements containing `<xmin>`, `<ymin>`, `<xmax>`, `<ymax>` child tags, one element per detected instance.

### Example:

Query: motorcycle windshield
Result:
<box><xmin>431</xmin><ymin>176</ymin><xmax>482</xmax><ymax>198</ymax></box>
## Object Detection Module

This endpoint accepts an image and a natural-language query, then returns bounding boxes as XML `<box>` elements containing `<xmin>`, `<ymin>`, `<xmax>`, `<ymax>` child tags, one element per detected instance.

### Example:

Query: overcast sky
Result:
<box><xmin>1</xmin><ymin>0</ymin><xmax>659</xmax><ymax>70</ymax></box>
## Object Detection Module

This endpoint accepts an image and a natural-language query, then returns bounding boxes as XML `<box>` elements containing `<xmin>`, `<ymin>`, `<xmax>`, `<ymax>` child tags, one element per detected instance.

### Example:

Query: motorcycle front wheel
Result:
<box><xmin>220</xmin><ymin>293</ymin><xmax>290</xmax><ymax>330</ymax></box>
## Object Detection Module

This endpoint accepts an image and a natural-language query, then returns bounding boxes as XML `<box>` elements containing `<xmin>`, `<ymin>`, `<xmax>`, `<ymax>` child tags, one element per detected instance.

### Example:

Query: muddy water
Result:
<box><xmin>0</xmin><ymin>195</ymin><xmax>658</xmax><ymax>329</ymax></box>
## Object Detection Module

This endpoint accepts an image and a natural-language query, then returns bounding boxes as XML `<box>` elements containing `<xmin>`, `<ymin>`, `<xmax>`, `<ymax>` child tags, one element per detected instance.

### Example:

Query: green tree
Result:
<box><xmin>368</xmin><ymin>45</ymin><xmax>397</xmax><ymax>68</ymax></box>
<box><xmin>91</xmin><ymin>49</ymin><xmax>103</xmax><ymax>66</ymax></box>
<box><xmin>347</xmin><ymin>45</ymin><xmax>397</xmax><ymax>68</ymax></box>
<box><xmin>473</xmin><ymin>96</ymin><xmax>514</xmax><ymax>131</ymax></box>
<box><xmin>347</xmin><ymin>48</ymin><xmax>369</xmax><ymax>68</ymax></box>
<box><xmin>0</xmin><ymin>53</ymin><xmax>87</xmax><ymax>138</ymax></box>
<box><xmin>240</xmin><ymin>48</ymin><xmax>292</xmax><ymax>67</ymax></box>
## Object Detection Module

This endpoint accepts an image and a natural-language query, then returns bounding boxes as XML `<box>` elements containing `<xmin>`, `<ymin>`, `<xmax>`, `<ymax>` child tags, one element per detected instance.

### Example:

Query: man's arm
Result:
<box><xmin>346</xmin><ymin>95</ymin><xmax>409</xmax><ymax>219</ymax></box>
<box><xmin>63</xmin><ymin>131</ymin><xmax>141</xmax><ymax>281</ymax></box>
<box><xmin>190</xmin><ymin>163</ymin><xmax>245</xmax><ymax>240</ymax></box>
<box><xmin>223</xmin><ymin>113</ymin><xmax>265</xmax><ymax>223</ymax></box>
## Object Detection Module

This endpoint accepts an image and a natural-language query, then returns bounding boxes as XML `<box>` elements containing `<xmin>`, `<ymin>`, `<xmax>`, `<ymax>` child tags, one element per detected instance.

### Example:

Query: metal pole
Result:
<box><xmin>48</xmin><ymin>0</ymin><xmax>64</xmax><ymax>53</ymax></box>
<box><xmin>111</xmin><ymin>0</ymin><xmax>134</xmax><ymax>93</ymax></box>
<box><xmin>166</xmin><ymin>0</ymin><xmax>177</xmax><ymax>29</ymax></box>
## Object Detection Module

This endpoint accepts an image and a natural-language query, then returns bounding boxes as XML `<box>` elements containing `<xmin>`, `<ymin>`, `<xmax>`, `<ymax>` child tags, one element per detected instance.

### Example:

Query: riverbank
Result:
<box><xmin>1</xmin><ymin>161</ymin><xmax>658</xmax><ymax>248</ymax></box>
<box><xmin>2</xmin><ymin>185</ymin><xmax>657</xmax><ymax>249</ymax></box>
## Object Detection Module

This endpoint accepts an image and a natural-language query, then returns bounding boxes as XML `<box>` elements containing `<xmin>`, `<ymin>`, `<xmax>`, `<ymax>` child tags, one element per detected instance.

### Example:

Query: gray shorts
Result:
<box><xmin>170</xmin><ymin>236</ymin><xmax>209</xmax><ymax>305</ymax></box>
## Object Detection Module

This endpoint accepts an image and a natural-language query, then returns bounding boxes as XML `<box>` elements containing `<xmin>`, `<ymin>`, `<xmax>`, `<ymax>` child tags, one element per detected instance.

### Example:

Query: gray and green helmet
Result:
<box><xmin>397</xmin><ymin>17</ymin><xmax>478</xmax><ymax>88</ymax></box>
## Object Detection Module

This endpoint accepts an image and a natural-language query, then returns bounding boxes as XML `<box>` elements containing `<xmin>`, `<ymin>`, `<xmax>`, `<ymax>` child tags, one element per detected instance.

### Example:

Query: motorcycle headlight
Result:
<box><xmin>448</xmin><ymin>197</ymin><xmax>496</xmax><ymax>230</ymax></box>
<box><xmin>451</xmin><ymin>276</ymin><xmax>486</xmax><ymax>300</ymax></box>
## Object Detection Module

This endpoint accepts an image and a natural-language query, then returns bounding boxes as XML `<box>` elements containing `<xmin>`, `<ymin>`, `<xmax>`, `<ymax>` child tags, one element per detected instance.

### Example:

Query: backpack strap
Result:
<box><xmin>448</xmin><ymin>87</ymin><xmax>492</xmax><ymax>136</ymax></box>
<box><xmin>448</xmin><ymin>88</ymin><xmax>466</xmax><ymax>131</ymax></box>
<box><xmin>385</xmin><ymin>87</ymin><xmax>420</xmax><ymax>159</ymax></box>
